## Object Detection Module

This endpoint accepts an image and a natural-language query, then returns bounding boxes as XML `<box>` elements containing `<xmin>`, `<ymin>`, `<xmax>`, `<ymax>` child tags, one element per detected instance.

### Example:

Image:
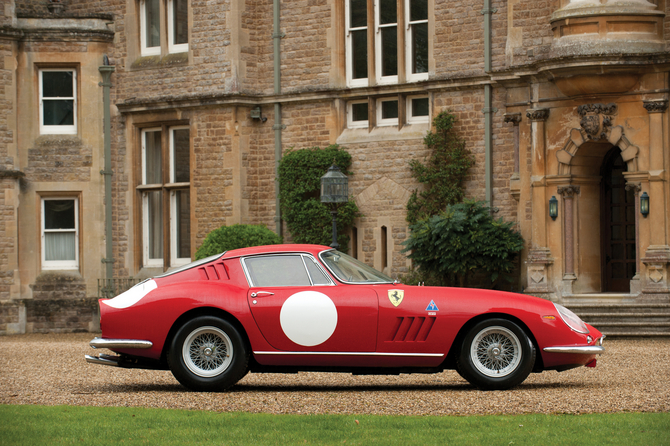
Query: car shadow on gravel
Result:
<box><xmin>82</xmin><ymin>380</ymin><xmax>594</xmax><ymax>394</ymax></box>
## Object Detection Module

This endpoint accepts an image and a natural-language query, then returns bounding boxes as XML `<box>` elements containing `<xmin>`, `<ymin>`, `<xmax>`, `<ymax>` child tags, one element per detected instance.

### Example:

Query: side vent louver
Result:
<box><xmin>388</xmin><ymin>316</ymin><xmax>436</xmax><ymax>342</ymax></box>
<box><xmin>197</xmin><ymin>262</ymin><xmax>230</xmax><ymax>280</ymax></box>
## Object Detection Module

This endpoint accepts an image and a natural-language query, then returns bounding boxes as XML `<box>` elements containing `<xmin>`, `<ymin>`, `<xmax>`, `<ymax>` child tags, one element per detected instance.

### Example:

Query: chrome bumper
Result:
<box><xmin>543</xmin><ymin>336</ymin><xmax>606</xmax><ymax>355</ymax></box>
<box><xmin>89</xmin><ymin>337</ymin><xmax>153</xmax><ymax>349</ymax></box>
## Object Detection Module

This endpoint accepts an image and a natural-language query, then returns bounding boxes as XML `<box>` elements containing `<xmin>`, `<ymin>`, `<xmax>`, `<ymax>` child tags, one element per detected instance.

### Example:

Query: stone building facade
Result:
<box><xmin>1</xmin><ymin>0</ymin><xmax>669</xmax><ymax>334</ymax></box>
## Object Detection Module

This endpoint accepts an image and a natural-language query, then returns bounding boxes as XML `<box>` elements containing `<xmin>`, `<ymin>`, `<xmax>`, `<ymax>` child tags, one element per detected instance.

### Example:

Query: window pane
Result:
<box><xmin>44</xmin><ymin>200</ymin><xmax>75</xmax><ymax>230</ymax></box>
<box><xmin>173</xmin><ymin>129</ymin><xmax>190</xmax><ymax>183</ymax></box>
<box><xmin>412</xmin><ymin>23</ymin><xmax>428</xmax><ymax>74</ymax></box>
<box><xmin>173</xmin><ymin>0</ymin><xmax>188</xmax><ymax>45</ymax></box>
<box><xmin>350</xmin><ymin>0</ymin><xmax>367</xmax><ymax>28</ymax></box>
<box><xmin>145</xmin><ymin>131</ymin><xmax>162</xmax><ymax>184</ymax></box>
<box><xmin>411</xmin><ymin>97</ymin><xmax>429</xmax><ymax>117</ymax></box>
<box><xmin>352</xmin><ymin>30</ymin><xmax>368</xmax><ymax>79</ymax></box>
<box><xmin>305</xmin><ymin>257</ymin><xmax>331</xmax><ymax>285</ymax></box>
<box><xmin>43</xmin><ymin>100</ymin><xmax>74</xmax><ymax>126</ymax></box>
<box><xmin>245</xmin><ymin>255</ymin><xmax>311</xmax><ymax>287</ymax></box>
<box><xmin>410</xmin><ymin>0</ymin><xmax>428</xmax><ymax>21</ymax></box>
<box><xmin>148</xmin><ymin>190</ymin><xmax>163</xmax><ymax>260</ymax></box>
<box><xmin>381</xmin><ymin>26</ymin><xmax>397</xmax><ymax>77</ymax></box>
<box><xmin>146</xmin><ymin>0</ymin><xmax>161</xmax><ymax>48</ymax></box>
<box><xmin>42</xmin><ymin>72</ymin><xmax>73</xmax><ymax>98</ymax></box>
<box><xmin>45</xmin><ymin>232</ymin><xmax>76</xmax><ymax>261</ymax></box>
<box><xmin>382</xmin><ymin>100</ymin><xmax>398</xmax><ymax>119</ymax></box>
<box><xmin>352</xmin><ymin>102</ymin><xmax>368</xmax><ymax>122</ymax></box>
<box><xmin>379</xmin><ymin>0</ymin><xmax>396</xmax><ymax>24</ymax></box>
<box><xmin>175</xmin><ymin>190</ymin><xmax>191</xmax><ymax>259</ymax></box>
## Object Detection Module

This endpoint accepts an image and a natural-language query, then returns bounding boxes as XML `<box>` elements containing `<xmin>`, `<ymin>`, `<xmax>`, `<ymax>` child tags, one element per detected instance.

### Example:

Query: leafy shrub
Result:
<box><xmin>402</xmin><ymin>200</ymin><xmax>524</xmax><ymax>288</ymax></box>
<box><xmin>406</xmin><ymin>111</ymin><xmax>474</xmax><ymax>224</ymax></box>
<box><xmin>278</xmin><ymin>145</ymin><xmax>359</xmax><ymax>250</ymax></box>
<box><xmin>194</xmin><ymin>224</ymin><xmax>282</xmax><ymax>260</ymax></box>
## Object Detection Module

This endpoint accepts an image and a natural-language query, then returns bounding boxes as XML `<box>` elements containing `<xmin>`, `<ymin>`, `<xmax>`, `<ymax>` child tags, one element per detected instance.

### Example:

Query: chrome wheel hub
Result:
<box><xmin>182</xmin><ymin>326</ymin><xmax>233</xmax><ymax>378</ymax></box>
<box><xmin>470</xmin><ymin>326</ymin><xmax>522</xmax><ymax>378</ymax></box>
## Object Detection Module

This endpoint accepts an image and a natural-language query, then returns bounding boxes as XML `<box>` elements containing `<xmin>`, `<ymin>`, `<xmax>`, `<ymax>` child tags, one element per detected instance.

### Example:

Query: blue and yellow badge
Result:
<box><xmin>388</xmin><ymin>289</ymin><xmax>404</xmax><ymax>307</ymax></box>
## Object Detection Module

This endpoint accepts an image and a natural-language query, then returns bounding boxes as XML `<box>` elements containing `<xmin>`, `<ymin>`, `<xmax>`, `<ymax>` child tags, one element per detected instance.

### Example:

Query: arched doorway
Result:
<box><xmin>600</xmin><ymin>147</ymin><xmax>636</xmax><ymax>292</ymax></box>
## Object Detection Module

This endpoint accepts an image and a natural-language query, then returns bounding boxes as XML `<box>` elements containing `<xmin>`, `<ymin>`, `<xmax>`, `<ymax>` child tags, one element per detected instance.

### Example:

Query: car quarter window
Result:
<box><xmin>244</xmin><ymin>255</ymin><xmax>311</xmax><ymax>287</ymax></box>
<box><xmin>303</xmin><ymin>256</ymin><xmax>332</xmax><ymax>285</ymax></box>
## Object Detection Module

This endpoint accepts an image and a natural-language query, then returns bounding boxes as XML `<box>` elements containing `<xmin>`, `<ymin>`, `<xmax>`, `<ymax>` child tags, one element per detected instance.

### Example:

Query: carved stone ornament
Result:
<box><xmin>526</xmin><ymin>109</ymin><xmax>549</xmax><ymax>122</ymax></box>
<box><xmin>504</xmin><ymin>113</ymin><xmax>522</xmax><ymax>125</ymax></box>
<box><xmin>578</xmin><ymin>103</ymin><xmax>617</xmax><ymax>140</ymax></box>
<box><xmin>643</xmin><ymin>100</ymin><xmax>668</xmax><ymax>114</ymax></box>
<box><xmin>557</xmin><ymin>185</ymin><xmax>580</xmax><ymax>198</ymax></box>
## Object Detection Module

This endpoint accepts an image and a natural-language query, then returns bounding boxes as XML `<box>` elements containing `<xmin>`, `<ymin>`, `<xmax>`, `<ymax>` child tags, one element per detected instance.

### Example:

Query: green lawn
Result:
<box><xmin>0</xmin><ymin>405</ymin><xmax>667</xmax><ymax>445</ymax></box>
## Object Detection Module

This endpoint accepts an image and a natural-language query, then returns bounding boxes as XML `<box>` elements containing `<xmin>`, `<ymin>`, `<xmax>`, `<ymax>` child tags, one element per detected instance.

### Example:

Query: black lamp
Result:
<box><xmin>320</xmin><ymin>164</ymin><xmax>349</xmax><ymax>249</ymax></box>
<box><xmin>640</xmin><ymin>192</ymin><xmax>649</xmax><ymax>218</ymax></box>
<box><xmin>549</xmin><ymin>196</ymin><xmax>558</xmax><ymax>221</ymax></box>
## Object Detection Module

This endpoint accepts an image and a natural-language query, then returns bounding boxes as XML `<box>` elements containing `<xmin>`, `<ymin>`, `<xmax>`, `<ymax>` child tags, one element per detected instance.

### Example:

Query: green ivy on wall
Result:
<box><xmin>406</xmin><ymin>111</ymin><xmax>475</xmax><ymax>225</ymax></box>
<box><xmin>278</xmin><ymin>145</ymin><xmax>360</xmax><ymax>250</ymax></box>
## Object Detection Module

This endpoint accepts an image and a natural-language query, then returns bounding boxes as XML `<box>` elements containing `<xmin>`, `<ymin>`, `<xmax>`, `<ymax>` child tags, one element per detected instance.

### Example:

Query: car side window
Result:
<box><xmin>244</xmin><ymin>255</ymin><xmax>311</xmax><ymax>287</ymax></box>
<box><xmin>304</xmin><ymin>256</ymin><xmax>332</xmax><ymax>285</ymax></box>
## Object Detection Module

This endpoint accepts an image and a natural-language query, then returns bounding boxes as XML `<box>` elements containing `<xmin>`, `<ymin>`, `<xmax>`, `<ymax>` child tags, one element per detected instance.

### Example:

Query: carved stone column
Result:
<box><xmin>525</xmin><ymin>109</ymin><xmax>553</xmax><ymax>297</ymax></box>
<box><xmin>641</xmin><ymin>99</ymin><xmax>670</xmax><ymax>298</ymax></box>
<box><xmin>505</xmin><ymin>113</ymin><xmax>522</xmax><ymax>202</ymax></box>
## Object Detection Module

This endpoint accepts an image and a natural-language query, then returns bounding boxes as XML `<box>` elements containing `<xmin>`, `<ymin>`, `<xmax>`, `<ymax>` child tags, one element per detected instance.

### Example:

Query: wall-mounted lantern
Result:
<box><xmin>320</xmin><ymin>164</ymin><xmax>349</xmax><ymax>249</ymax></box>
<box><xmin>640</xmin><ymin>192</ymin><xmax>650</xmax><ymax>218</ymax></box>
<box><xmin>549</xmin><ymin>196</ymin><xmax>558</xmax><ymax>221</ymax></box>
<box><xmin>250</xmin><ymin>106</ymin><xmax>267</xmax><ymax>123</ymax></box>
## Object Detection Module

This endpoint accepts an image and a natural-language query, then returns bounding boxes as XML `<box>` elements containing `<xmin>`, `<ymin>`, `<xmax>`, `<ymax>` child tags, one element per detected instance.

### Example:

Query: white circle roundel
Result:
<box><xmin>279</xmin><ymin>291</ymin><xmax>338</xmax><ymax>347</ymax></box>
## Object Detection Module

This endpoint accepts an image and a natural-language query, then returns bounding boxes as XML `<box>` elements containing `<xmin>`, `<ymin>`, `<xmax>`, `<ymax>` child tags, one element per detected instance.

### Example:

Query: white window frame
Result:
<box><xmin>141</xmin><ymin>128</ymin><xmax>164</xmax><ymax>268</ymax></box>
<box><xmin>168</xmin><ymin>126</ymin><xmax>191</xmax><ymax>266</ymax></box>
<box><xmin>39</xmin><ymin>69</ymin><xmax>77</xmax><ymax>135</ymax></box>
<box><xmin>41</xmin><ymin>197</ymin><xmax>79</xmax><ymax>270</ymax></box>
<box><xmin>167</xmin><ymin>0</ymin><xmax>189</xmax><ymax>54</ymax></box>
<box><xmin>375</xmin><ymin>0</ymin><xmax>399</xmax><ymax>85</ymax></box>
<box><xmin>347</xmin><ymin>100</ymin><xmax>369</xmax><ymax>129</ymax></box>
<box><xmin>345</xmin><ymin>0</ymin><xmax>369</xmax><ymax>88</ymax></box>
<box><xmin>406</xmin><ymin>95</ymin><xmax>430</xmax><ymax>124</ymax></box>
<box><xmin>376</xmin><ymin>98</ymin><xmax>399</xmax><ymax>126</ymax></box>
<box><xmin>140</xmin><ymin>0</ymin><xmax>162</xmax><ymax>56</ymax></box>
<box><xmin>405</xmin><ymin>0</ymin><xmax>429</xmax><ymax>82</ymax></box>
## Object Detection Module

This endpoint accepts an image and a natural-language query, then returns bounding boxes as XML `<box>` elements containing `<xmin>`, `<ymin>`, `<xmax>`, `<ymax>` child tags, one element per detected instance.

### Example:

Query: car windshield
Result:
<box><xmin>319</xmin><ymin>250</ymin><xmax>393</xmax><ymax>284</ymax></box>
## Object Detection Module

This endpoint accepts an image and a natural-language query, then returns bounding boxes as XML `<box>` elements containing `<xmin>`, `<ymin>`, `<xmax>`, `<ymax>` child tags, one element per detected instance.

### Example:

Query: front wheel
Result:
<box><xmin>456</xmin><ymin>318</ymin><xmax>535</xmax><ymax>390</ymax></box>
<box><xmin>168</xmin><ymin>316</ymin><xmax>249</xmax><ymax>391</ymax></box>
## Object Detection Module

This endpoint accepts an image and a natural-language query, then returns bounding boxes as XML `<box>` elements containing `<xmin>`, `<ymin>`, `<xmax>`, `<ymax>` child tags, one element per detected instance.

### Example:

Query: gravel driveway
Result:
<box><xmin>1</xmin><ymin>333</ymin><xmax>668</xmax><ymax>415</ymax></box>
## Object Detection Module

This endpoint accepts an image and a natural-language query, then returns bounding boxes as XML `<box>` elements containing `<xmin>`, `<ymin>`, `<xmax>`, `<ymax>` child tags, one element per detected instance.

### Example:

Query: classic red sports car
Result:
<box><xmin>86</xmin><ymin>244</ymin><xmax>605</xmax><ymax>391</ymax></box>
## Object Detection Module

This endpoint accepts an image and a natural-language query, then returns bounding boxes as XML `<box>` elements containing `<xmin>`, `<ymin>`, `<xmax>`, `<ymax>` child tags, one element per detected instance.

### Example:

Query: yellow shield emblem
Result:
<box><xmin>388</xmin><ymin>289</ymin><xmax>404</xmax><ymax>307</ymax></box>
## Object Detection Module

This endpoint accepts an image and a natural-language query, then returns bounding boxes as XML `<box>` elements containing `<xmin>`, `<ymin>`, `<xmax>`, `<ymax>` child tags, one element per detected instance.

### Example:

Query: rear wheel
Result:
<box><xmin>456</xmin><ymin>318</ymin><xmax>535</xmax><ymax>390</ymax></box>
<box><xmin>168</xmin><ymin>316</ymin><xmax>248</xmax><ymax>391</ymax></box>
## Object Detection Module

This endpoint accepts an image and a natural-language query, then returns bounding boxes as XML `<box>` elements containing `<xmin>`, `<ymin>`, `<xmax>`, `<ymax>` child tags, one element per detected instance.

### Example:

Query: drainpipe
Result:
<box><xmin>273</xmin><ymin>0</ymin><xmax>285</xmax><ymax>236</ymax></box>
<box><xmin>483</xmin><ymin>1</ymin><xmax>496</xmax><ymax>205</ymax></box>
<box><xmin>99</xmin><ymin>56</ymin><xmax>115</xmax><ymax>280</ymax></box>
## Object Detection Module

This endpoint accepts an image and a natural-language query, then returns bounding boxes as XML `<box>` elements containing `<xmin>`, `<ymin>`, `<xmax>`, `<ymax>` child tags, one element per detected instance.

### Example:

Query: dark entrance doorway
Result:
<box><xmin>600</xmin><ymin>147</ymin><xmax>636</xmax><ymax>292</ymax></box>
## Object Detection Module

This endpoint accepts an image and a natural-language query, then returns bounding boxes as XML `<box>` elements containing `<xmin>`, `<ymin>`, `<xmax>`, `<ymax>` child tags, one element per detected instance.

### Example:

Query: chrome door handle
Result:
<box><xmin>251</xmin><ymin>291</ymin><xmax>275</xmax><ymax>298</ymax></box>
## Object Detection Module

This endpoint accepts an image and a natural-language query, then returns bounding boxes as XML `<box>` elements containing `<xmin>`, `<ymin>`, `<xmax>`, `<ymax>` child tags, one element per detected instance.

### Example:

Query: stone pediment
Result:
<box><xmin>355</xmin><ymin>177</ymin><xmax>411</xmax><ymax>208</ymax></box>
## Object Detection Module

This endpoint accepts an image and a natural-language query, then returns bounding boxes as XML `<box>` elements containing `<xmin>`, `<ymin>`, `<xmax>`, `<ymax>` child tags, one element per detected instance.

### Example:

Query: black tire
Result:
<box><xmin>456</xmin><ymin>318</ymin><xmax>535</xmax><ymax>390</ymax></box>
<box><xmin>168</xmin><ymin>316</ymin><xmax>249</xmax><ymax>391</ymax></box>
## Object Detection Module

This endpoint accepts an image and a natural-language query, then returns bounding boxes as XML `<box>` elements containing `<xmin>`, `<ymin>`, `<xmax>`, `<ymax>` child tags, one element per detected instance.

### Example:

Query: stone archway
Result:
<box><xmin>552</xmin><ymin>106</ymin><xmax>641</xmax><ymax>295</ymax></box>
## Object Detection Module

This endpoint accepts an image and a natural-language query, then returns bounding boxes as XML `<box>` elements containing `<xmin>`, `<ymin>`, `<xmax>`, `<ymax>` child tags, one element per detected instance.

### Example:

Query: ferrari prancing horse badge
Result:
<box><xmin>388</xmin><ymin>289</ymin><xmax>404</xmax><ymax>307</ymax></box>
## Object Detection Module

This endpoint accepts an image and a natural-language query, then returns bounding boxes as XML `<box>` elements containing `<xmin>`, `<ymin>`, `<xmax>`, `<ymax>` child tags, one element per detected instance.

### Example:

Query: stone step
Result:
<box><xmin>565</xmin><ymin>303</ymin><xmax>670</xmax><ymax>337</ymax></box>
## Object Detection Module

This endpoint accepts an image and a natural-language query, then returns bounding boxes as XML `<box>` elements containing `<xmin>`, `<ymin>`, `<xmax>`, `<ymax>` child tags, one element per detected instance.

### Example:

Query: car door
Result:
<box><xmin>244</xmin><ymin>254</ymin><xmax>378</xmax><ymax>352</ymax></box>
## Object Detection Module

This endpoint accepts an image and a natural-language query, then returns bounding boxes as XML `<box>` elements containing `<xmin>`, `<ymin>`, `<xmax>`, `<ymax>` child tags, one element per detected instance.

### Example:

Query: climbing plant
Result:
<box><xmin>278</xmin><ymin>145</ymin><xmax>359</xmax><ymax>250</ymax></box>
<box><xmin>406</xmin><ymin>111</ymin><xmax>475</xmax><ymax>224</ymax></box>
<box><xmin>195</xmin><ymin>224</ymin><xmax>283</xmax><ymax>260</ymax></box>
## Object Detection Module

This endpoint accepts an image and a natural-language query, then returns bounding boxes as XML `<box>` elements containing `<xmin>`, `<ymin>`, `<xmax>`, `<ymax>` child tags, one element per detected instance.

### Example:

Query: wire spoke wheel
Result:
<box><xmin>183</xmin><ymin>326</ymin><xmax>233</xmax><ymax>378</ymax></box>
<box><xmin>470</xmin><ymin>326</ymin><xmax>521</xmax><ymax>378</ymax></box>
<box><xmin>457</xmin><ymin>318</ymin><xmax>535</xmax><ymax>390</ymax></box>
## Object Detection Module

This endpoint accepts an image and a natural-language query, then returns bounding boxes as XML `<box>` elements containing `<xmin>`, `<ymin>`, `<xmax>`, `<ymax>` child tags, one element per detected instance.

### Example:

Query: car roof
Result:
<box><xmin>222</xmin><ymin>244</ymin><xmax>332</xmax><ymax>259</ymax></box>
